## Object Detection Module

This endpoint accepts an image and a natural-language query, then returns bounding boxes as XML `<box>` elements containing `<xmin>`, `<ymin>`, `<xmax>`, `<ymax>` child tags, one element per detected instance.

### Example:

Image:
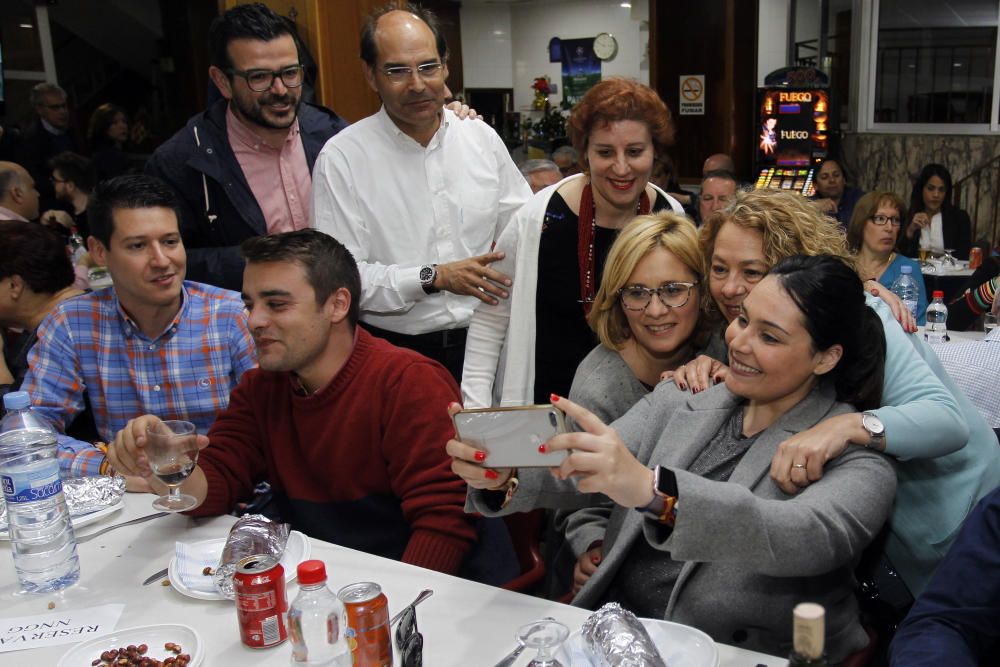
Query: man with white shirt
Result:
<box><xmin>311</xmin><ymin>3</ymin><xmax>531</xmax><ymax>380</ymax></box>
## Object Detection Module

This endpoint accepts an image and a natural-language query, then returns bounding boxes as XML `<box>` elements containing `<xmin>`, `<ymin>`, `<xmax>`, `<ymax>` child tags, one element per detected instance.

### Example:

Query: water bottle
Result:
<box><xmin>68</xmin><ymin>227</ymin><xmax>87</xmax><ymax>266</ymax></box>
<box><xmin>288</xmin><ymin>560</ymin><xmax>352</xmax><ymax>666</ymax></box>
<box><xmin>0</xmin><ymin>391</ymin><xmax>80</xmax><ymax>592</ymax></box>
<box><xmin>924</xmin><ymin>290</ymin><xmax>948</xmax><ymax>345</ymax></box>
<box><xmin>890</xmin><ymin>264</ymin><xmax>920</xmax><ymax>321</ymax></box>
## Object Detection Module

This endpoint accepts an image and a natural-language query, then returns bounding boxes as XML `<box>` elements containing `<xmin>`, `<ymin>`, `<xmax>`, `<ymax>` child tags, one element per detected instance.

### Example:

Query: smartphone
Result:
<box><xmin>453</xmin><ymin>405</ymin><xmax>568</xmax><ymax>468</ymax></box>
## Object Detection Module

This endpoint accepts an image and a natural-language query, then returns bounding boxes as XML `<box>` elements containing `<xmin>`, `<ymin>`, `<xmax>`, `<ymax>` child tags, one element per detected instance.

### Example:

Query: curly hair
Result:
<box><xmin>566</xmin><ymin>78</ymin><xmax>675</xmax><ymax>175</ymax></box>
<box><xmin>588</xmin><ymin>211</ymin><xmax>710</xmax><ymax>351</ymax></box>
<box><xmin>846</xmin><ymin>191</ymin><xmax>907</xmax><ymax>253</ymax></box>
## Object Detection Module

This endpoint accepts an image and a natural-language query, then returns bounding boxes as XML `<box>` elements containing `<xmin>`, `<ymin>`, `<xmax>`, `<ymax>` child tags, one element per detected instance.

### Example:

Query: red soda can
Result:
<box><xmin>234</xmin><ymin>554</ymin><xmax>288</xmax><ymax>648</ymax></box>
<box><xmin>970</xmin><ymin>247</ymin><xmax>983</xmax><ymax>269</ymax></box>
<box><xmin>338</xmin><ymin>581</ymin><xmax>391</xmax><ymax>666</ymax></box>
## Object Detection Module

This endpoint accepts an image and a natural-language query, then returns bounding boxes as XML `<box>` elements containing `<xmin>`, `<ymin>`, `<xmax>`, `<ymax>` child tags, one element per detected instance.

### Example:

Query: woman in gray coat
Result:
<box><xmin>449</xmin><ymin>255</ymin><xmax>897</xmax><ymax>662</ymax></box>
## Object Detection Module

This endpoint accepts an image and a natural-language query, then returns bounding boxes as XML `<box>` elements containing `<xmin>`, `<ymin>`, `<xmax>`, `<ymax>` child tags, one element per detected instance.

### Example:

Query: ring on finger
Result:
<box><xmin>792</xmin><ymin>462</ymin><xmax>806</xmax><ymax>469</ymax></box>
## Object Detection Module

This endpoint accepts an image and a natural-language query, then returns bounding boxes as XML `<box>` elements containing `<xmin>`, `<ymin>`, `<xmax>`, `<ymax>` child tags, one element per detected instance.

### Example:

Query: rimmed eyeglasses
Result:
<box><xmin>870</xmin><ymin>214</ymin><xmax>902</xmax><ymax>227</ymax></box>
<box><xmin>228</xmin><ymin>65</ymin><xmax>305</xmax><ymax>92</ymax></box>
<box><xmin>382</xmin><ymin>62</ymin><xmax>445</xmax><ymax>83</ymax></box>
<box><xmin>618</xmin><ymin>281</ymin><xmax>699</xmax><ymax>311</ymax></box>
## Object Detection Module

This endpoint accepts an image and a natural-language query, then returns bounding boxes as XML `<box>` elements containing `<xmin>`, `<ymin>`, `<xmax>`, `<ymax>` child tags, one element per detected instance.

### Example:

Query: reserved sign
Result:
<box><xmin>0</xmin><ymin>603</ymin><xmax>124</xmax><ymax>652</ymax></box>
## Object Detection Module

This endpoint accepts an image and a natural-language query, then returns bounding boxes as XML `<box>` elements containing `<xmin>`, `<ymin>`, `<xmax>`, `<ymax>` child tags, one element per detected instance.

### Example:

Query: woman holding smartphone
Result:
<box><xmin>460</xmin><ymin>78</ymin><xmax>683</xmax><ymax>409</ymax></box>
<box><xmin>449</xmin><ymin>255</ymin><xmax>895</xmax><ymax>662</ymax></box>
<box><xmin>670</xmin><ymin>189</ymin><xmax>1000</xmax><ymax>596</ymax></box>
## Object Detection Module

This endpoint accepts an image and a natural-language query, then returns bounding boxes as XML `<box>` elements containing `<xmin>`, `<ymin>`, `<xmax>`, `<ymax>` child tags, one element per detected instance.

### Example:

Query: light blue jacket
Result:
<box><xmin>866</xmin><ymin>295</ymin><xmax>1000</xmax><ymax>595</ymax></box>
<box><xmin>879</xmin><ymin>255</ymin><xmax>929</xmax><ymax>325</ymax></box>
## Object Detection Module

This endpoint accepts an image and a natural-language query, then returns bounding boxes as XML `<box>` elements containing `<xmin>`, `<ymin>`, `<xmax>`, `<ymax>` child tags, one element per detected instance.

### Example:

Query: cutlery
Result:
<box><xmin>389</xmin><ymin>589</ymin><xmax>433</xmax><ymax>627</ymax></box>
<box><xmin>142</xmin><ymin>567</ymin><xmax>169</xmax><ymax>586</ymax></box>
<box><xmin>493</xmin><ymin>616</ymin><xmax>555</xmax><ymax>667</ymax></box>
<box><xmin>76</xmin><ymin>511</ymin><xmax>170</xmax><ymax>543</ymax></box>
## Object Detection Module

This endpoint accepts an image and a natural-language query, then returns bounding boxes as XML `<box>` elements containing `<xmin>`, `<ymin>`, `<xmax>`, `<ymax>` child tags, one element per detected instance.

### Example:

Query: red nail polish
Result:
<box><xmin>474</xmin><ymin>450</ymin><xmax>486</xmax><ymax>462</ymax></box>
<box><xmin>538</xmin><ymin>443</ymin><xmax>547</xmax><ymax>453</ymax></box>
<box><xmin>550</xmin><ymin>393</ymin><xmax>560</xmax><ymax>403</ymax></box>
<box><xmin>484</xmin><ymin>469</ymin><xmax>498</xmax><ymax>480</ymax></box>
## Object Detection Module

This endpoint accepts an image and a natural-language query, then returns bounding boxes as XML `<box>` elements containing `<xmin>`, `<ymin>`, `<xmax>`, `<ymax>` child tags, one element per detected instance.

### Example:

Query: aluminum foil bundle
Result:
<box><xmin>582</xmin><ymin>603</ymin><xmax>667</xmax><ymax>667</ymax></box>
<box><xmin>0</xmin><ymin>475</ymin><xmax>127</xmax><ymax>527</ymax></box>
<box><xmin>213</xmin><ymin>514</ymin><xmax>290</xmax><ymax>599</ymax></box>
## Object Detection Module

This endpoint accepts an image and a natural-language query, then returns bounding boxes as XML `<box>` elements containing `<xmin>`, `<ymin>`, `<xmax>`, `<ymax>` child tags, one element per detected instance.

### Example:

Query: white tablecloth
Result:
<box><xmin>0</xmin><ymin>495</ymin><xmax>786</xmax><ymax>666</ymax></box>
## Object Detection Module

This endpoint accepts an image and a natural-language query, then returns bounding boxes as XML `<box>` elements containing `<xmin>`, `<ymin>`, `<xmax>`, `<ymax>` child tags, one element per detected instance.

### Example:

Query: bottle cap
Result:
<box><xmin>933</xmin><ymin>290</ymin><xmax>944</xmax><ymax>299</ymax></box>
<box><xmin>296</xmin><ymin>559</ymin><xmax>327</xmax><ymax>585</ymax></box>
<box><xmin>3</xmin><ymin>391</ymin><xmax>30</xmax><ymax>411</ymax></box>
<box><xmin>900</xmin><ymin>265</ymin><xmax>912</xmax><ymax>274</ymax></box>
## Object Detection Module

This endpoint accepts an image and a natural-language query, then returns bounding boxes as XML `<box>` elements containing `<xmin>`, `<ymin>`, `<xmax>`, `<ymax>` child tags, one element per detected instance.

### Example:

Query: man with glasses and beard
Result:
<box><xmin>146</xmin><ymin>3</ymin><xmax>348</xmax><ymax>292</ymax></box>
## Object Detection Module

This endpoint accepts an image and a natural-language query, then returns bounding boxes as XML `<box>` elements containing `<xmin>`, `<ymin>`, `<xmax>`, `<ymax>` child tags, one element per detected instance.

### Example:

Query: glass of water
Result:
<box><xmin>985</xmin><ymin>312</ymin><xmax>998</xmax><ymax>334</ymax></box>
<box><xmin>145</xmin><ymin>420</ymin><xmax>199</xmax><ymax>511</ymax></box>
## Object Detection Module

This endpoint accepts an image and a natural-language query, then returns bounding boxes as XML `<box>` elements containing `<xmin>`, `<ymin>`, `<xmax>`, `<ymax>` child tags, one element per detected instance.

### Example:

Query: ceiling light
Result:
<box><xmin>621</xmin><ymin>2</ymin><xmax>632</xmax><ymax>7</ymax></box>
<box><xmin>19</xmin><ymin>23</ymin><xmax>34</xmax><ymax>29</ymax></box>
<box><xmin>493</xmin><ymin>30</ymin><xmax>504</xmax><ymax>36</ymax></box>
<box><xmin>953</xmin><ymin>62</ymin><xmax>963</xmax><ymax>68</ymax></box>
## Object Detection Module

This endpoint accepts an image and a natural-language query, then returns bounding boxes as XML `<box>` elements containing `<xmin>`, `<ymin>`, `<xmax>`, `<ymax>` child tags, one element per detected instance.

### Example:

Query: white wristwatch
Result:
<box><xmin>861</xmin><ymin>411</ymin><xmax>885</xmax><ymax>449</ymax></box>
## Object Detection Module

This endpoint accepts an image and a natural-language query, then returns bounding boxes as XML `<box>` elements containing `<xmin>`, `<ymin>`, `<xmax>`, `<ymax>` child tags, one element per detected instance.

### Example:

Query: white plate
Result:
<box><xmin>167</xmin><ymin>530</ymin><xmax>310</xmax><ymax>600</ymax></box>
<box><xmin>0</xmin><ymin>498</ymin><xmax>124</xmax><ymax>541</ymax></box>
<box><xmin>557</xmin><ymin>617</ymin><xmax>719</xmax><ymax>667</ymax></box>
<box><xmin>56</xmin><ymin>623</ymin><xmax>204</xmax><ymax>667</ymax></box>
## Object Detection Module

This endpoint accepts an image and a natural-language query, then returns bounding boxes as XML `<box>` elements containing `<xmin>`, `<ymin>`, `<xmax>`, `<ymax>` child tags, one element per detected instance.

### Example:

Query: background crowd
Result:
<box><xmin>1</xmin><ymin>2</ymin><xmax>998</xmax><ymax>666</ymax></box>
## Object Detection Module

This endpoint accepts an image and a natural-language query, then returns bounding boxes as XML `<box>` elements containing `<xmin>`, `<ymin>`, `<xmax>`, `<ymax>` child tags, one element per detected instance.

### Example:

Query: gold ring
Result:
<box><xmin>792</xmin><ymin>463</ymin><xmax>806</xmax><ymax>469</ymax></box>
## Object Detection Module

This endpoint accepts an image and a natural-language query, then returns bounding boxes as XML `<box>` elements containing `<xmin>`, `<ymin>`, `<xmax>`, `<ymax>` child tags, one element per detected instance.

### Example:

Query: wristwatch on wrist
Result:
<box><xmin>861</xmin><ymin>411</ymin><xmax>885</xmax><ymax>449</ymax></box>
<box><xmin>639</xmin><ymin>465</ymin><xmax>679</xmax><ymax>524</ymax></box>
<box><xmin>419</xmin><ymin>264</ymin><xmax>439</xmax><ymax>294</ymax></box>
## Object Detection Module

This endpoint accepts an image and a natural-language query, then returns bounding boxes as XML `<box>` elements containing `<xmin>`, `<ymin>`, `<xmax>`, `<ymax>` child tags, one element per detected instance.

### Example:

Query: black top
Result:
<box><xmin>532</xmin><ymin>191</ymin><xmax>671</xmax><ymax>403</ymax></box>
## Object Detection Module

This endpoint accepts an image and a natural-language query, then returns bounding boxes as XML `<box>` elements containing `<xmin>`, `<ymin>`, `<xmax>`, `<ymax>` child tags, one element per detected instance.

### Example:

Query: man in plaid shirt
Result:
<box><xmin>21</xmin><ymin>175</ymin><xmax>256</xmax><ymax>481</ymax></box>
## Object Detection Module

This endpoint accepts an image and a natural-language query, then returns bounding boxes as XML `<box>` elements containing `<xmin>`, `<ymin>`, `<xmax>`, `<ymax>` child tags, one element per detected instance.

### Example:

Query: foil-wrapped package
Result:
<box><xmin>213</xmin><ymin>514</ymin><xmax>290</xmax><ymax>599</ymax></box>
<box><xmin>582</xmin><ymin>603</ymin><xmax>667</xmax><ymax>667</ymax></box>
<box><xmin>0</xmin><ymin>475</ymin><xmax>126</xmax><ymax>528</ymax></box>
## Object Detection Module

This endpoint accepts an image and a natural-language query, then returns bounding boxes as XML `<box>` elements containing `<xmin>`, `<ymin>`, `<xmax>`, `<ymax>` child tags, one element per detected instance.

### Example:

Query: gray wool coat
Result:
<box><xmin>468</xmin><ymin>381</ymin><xmax>897</xmax><ymax>661</ymax></box>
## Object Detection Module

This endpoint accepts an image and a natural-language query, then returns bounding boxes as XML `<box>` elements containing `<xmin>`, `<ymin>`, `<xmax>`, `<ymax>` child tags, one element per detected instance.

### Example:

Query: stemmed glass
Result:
<box><xmin>145</xmin><ymin>420</ymin><xmax>199</xmax><ymax>512</ymax></box>
<box><xmin>941</xmin><ymin>248</ymin><xmax>958</xmax><ymax>269</ymax></box>
<box><xmin>516</xmin><ymin>619</ymin><xmax>569</xmax><ymax>667</ymax></box>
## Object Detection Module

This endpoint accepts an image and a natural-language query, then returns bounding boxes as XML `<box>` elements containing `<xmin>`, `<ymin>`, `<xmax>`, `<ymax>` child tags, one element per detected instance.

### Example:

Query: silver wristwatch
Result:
<box><xmin>419</xmin><ymin>264</ymin><xmax>438</xmax><ymax>294</ymax></box>
<box><xmin>861</xmin><ymin>411</ymin><xmax>885</xmax><ymax>449</ymax></box>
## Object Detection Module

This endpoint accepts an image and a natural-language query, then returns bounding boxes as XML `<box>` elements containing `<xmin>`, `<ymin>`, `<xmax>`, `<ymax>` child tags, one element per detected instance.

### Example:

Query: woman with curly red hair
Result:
<box><xmin>462</xmin><ymin>78</ymin><xmax>686</xmax><ymax>407</ymax></box>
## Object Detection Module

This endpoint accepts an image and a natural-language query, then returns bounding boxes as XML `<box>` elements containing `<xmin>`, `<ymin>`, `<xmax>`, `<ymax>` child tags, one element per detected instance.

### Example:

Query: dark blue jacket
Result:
<box><xmin>890</xmin><ymin>486</ymin><xmax>1000</xmax><ymax>666</ymax></box>
<box><xmin>145</xmin><ymin>99</ymin><xmax>347</xmax><ymax>291</ymax></box>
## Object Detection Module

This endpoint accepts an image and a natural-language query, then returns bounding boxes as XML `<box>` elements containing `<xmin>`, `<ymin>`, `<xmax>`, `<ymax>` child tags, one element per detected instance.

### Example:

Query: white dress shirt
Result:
<box><xmin>919</xmin><ymin>211</ymin><xmax>945</xmax><ymax>251</ymax></box>
<box><xmin>311</xmin><ymin>107</ymin><xmax>531</xmax><ymax>335</ymax></box>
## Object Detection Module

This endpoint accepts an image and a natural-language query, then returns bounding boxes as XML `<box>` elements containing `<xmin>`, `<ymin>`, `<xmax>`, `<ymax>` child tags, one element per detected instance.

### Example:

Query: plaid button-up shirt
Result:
<box><xmin>23</xmin><ymin>281</ymin><xmax>257</xmax><ymax>476</ymax></box>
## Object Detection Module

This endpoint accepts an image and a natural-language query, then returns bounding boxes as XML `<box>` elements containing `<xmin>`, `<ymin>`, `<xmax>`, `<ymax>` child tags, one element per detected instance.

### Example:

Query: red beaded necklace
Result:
<box><xmin>577</xmin><ymin>183</ymin><xmax>651</xmax><ymax>315</ymax></box>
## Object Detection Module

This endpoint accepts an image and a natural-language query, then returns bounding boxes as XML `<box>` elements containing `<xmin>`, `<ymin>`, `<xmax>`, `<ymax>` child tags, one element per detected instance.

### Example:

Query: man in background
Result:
<box><xmin>520</xmin><ymin>158</ymin><xmax>562</xmax><ymax>193</ymax></box>
<box><xmin>0</xmin><ymin>162</ymin><xmax>40</xmax><ymax>223</ymax></box>
<box><xmin>698</xmin><ymin>169</ymin><xmax>738</xmax><ymax>225</ymax></box>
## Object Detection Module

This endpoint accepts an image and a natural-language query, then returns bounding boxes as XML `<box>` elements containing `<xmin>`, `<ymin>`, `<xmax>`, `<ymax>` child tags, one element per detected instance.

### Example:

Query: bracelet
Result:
<box><xmin>495</xmin><ymin>473</ymin><xmax>519</xmax><ymax>509</ymax></box>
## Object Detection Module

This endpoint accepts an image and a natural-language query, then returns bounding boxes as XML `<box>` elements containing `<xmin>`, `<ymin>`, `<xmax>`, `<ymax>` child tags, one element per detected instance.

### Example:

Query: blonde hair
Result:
<box><xmin>588</xmin><ymin>211</ymin><xmax>707</xmax><ymax>349</ymax></box>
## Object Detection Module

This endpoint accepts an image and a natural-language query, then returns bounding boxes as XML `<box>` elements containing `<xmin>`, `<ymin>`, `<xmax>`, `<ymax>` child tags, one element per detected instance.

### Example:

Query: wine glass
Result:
<box><xmin>516</xmin><ymin>619</ymin><xmax>569</xmax><ymax>667</ymax></box>
<box><xmin>145</xmin><ymin>420</ymin><xmax>199</xmax><ymax>512</ymax></box>
<box><xmin>941</xmin><ymin>248</ymin><xmax>958</xmax><ymax>268</ymax></box>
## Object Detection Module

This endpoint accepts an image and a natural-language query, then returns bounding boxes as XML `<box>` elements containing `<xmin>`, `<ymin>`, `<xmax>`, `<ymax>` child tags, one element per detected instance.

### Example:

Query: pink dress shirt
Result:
<box><xmin>226</xmin><ymin>106</ymin><xmax>311</xmax><ymax>234</ymax></box>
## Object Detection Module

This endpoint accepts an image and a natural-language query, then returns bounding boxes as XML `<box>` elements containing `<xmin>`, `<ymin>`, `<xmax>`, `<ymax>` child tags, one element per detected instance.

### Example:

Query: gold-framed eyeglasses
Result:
<box><xmin>382</xmin><ymin>62</ymin><xmax>444</xmax><ymax>83</ymax></box>
<box><xmin>228</xmin><ymin>65</ymin><xmax>305</xmax><ymax>92</ymax></box>
<box><xmin>870</xmin><ymin>214</ymin><xmax>902</xmax><ymax>227</ymax></box>
<box><xmin>618</xmin><ymin>281</ymin><xmax>699</xmax><ymax>311</ymax></box>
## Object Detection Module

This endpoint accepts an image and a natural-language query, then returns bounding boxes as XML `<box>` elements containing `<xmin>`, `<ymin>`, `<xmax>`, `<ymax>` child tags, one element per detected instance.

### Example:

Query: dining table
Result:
<box><xmin>0</xmin><ymin>494</ymin><xmax>788</xmax><ymax>666</ymax></box>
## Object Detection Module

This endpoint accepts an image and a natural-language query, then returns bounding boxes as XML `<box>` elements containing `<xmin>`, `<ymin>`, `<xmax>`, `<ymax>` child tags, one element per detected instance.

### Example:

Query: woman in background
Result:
<box><xmin>901</xmin><ymin>163</ymin><xmax>972</xmax><ymax>260</ymax></box>
<box><xmin>88</xmin><ymin>103</ymin><xmax>131</xmax><ymax>182</ymax></box>
<box><xmin>461</xmin><ymin>78</ymin><xmax>683</xmax><ymax>408</ymax></box>
<box><xmin>848</xmin><ymin>191</ymin><xmax>928</xmax><ymax>324</ymax></box>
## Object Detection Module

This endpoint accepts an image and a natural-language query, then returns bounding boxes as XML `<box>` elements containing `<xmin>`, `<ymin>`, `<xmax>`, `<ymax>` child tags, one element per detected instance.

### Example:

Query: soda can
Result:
<box><xmin>338</xmin><ymin>581</ymin><xmax>391</xmax><ymax>666</ymax></box>
<box><xmin>969</xmin><ymin>247</ymin><xmax>983</xmax><ymax>269</ymax></box>
<box><xmin>234</xmin><ymin>554</ymin><xmax>288</xmax><ymax>648</ymax></box>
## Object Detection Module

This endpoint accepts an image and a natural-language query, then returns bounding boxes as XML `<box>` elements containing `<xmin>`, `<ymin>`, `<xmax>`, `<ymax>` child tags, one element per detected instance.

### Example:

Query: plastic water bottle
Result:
<box><xmin>68</xmin><ymin>227</ymin><xmax>87</xmax><ymax>266</ymax></box>
<box><xmin>890</xmin><ymin>264</ymin><xmax>920</xmax><ymax>321</ymax></box>
<box><xmin>288</xmin><ymin>560</ymin><xmax>352</xmax><ymax>666</ymax></box>
<box><xmin>0</xmin><ymin>391</ymin><xmax>80</xmax><ymax>592</ymax></box>
<box><xmin>925</xmin><ymin>290</ymin><xmax>948</xmax><ymax>345</ymax></box>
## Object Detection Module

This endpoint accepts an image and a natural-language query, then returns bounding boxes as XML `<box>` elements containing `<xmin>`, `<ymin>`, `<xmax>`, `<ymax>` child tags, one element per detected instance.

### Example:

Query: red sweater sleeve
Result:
<box><xmin>380</xmin><ymin>360</ymin><xmax>476</xmax><ymax>574</ymax></box>
<box><xmin>188</xmin><ymin>370</ymin><xmax>270</xmax><ymax>517</ymax></box>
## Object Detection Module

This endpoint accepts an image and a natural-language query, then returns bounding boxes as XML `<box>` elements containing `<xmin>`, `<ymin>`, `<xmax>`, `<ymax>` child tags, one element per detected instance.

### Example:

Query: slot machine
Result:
<box><xmin>754</xmin><ymin>67</ymin><xmax>834</xmax><ymax>198</ymax></box>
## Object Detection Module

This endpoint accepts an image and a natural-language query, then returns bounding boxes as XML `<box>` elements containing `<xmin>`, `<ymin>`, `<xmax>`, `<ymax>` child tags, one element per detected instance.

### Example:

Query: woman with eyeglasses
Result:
<box><xmin>461</xmin><ymin>78</ymin><xmax>684</xmax><ymax>409</ymax></box>
<box><xmin>848</xmin><ymin>191</ymin><xmax>928</xmax><ymax>324</ymax></box>
<box><xmin>901</xmin><ymin>163</ymin><xmax>973</xmax><ymax>261</ymax></box>
<box><xmin>450</xmin><ymin>254</ymin><xmax>896</xmax><ymax>662</ymax></box>
<box><xmin>669</xmin><ymin>189</ymin><xmax>1000</xmax><ymax>597</ymax></box>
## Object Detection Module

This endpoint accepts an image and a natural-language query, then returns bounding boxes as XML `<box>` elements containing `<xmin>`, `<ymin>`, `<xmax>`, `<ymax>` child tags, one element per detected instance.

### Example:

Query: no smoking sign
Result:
<box><xmin>679</xmin><ymin>75</ymin><xmax>705</xmax><ymax>115</ymax></box>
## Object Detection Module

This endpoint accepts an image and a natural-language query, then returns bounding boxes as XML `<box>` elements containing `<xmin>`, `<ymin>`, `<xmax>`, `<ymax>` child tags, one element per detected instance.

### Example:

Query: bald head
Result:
<box><xmin>0</xmin><ymin>162</ymin><xmax>40</xmax><ymax>221</ymax></box>
<box><xmin>702</xmin><ymin>153</ymin><xmax>735</xmax><ymax>176</ymax></box>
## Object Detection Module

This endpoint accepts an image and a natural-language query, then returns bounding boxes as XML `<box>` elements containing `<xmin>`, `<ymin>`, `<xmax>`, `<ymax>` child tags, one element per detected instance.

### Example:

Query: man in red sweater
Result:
<box><xmin>109</xmin><ymin>229</ymin><xmax>479</xmax><ymax>574</ymax></box>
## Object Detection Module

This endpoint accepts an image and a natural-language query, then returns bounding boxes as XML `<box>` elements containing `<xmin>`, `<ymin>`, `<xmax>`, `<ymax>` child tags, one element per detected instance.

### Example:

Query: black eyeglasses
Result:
<box><xmin>618</xmin><ymin>281</ymin><xmax>699</xmax><ymax>311</ymax></box>
<box><xmin>381</xmin><ymin>62</ymin><xmax>444</xmax><ymax>83</ymax></box>
<box><xmin>228</xmin><ymin>65</ymin><xmax>305</xmax><ymax>92</ymax></box>
<box><xmin>870</xmin><ymin>214</ymin><xmax>902</xmax><ymax>227</ymax></box>
<box><xmin>395</xmin><ymin>605</ymin><xmax>423</xmax><ymax>667</ymax></box>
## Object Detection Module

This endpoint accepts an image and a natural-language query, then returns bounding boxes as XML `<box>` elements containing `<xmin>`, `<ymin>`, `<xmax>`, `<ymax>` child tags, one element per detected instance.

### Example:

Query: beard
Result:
<box><xmin>231</xmin><ymin>89</ymin><xmax>302</xmax><ymax>130</ymax></box>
